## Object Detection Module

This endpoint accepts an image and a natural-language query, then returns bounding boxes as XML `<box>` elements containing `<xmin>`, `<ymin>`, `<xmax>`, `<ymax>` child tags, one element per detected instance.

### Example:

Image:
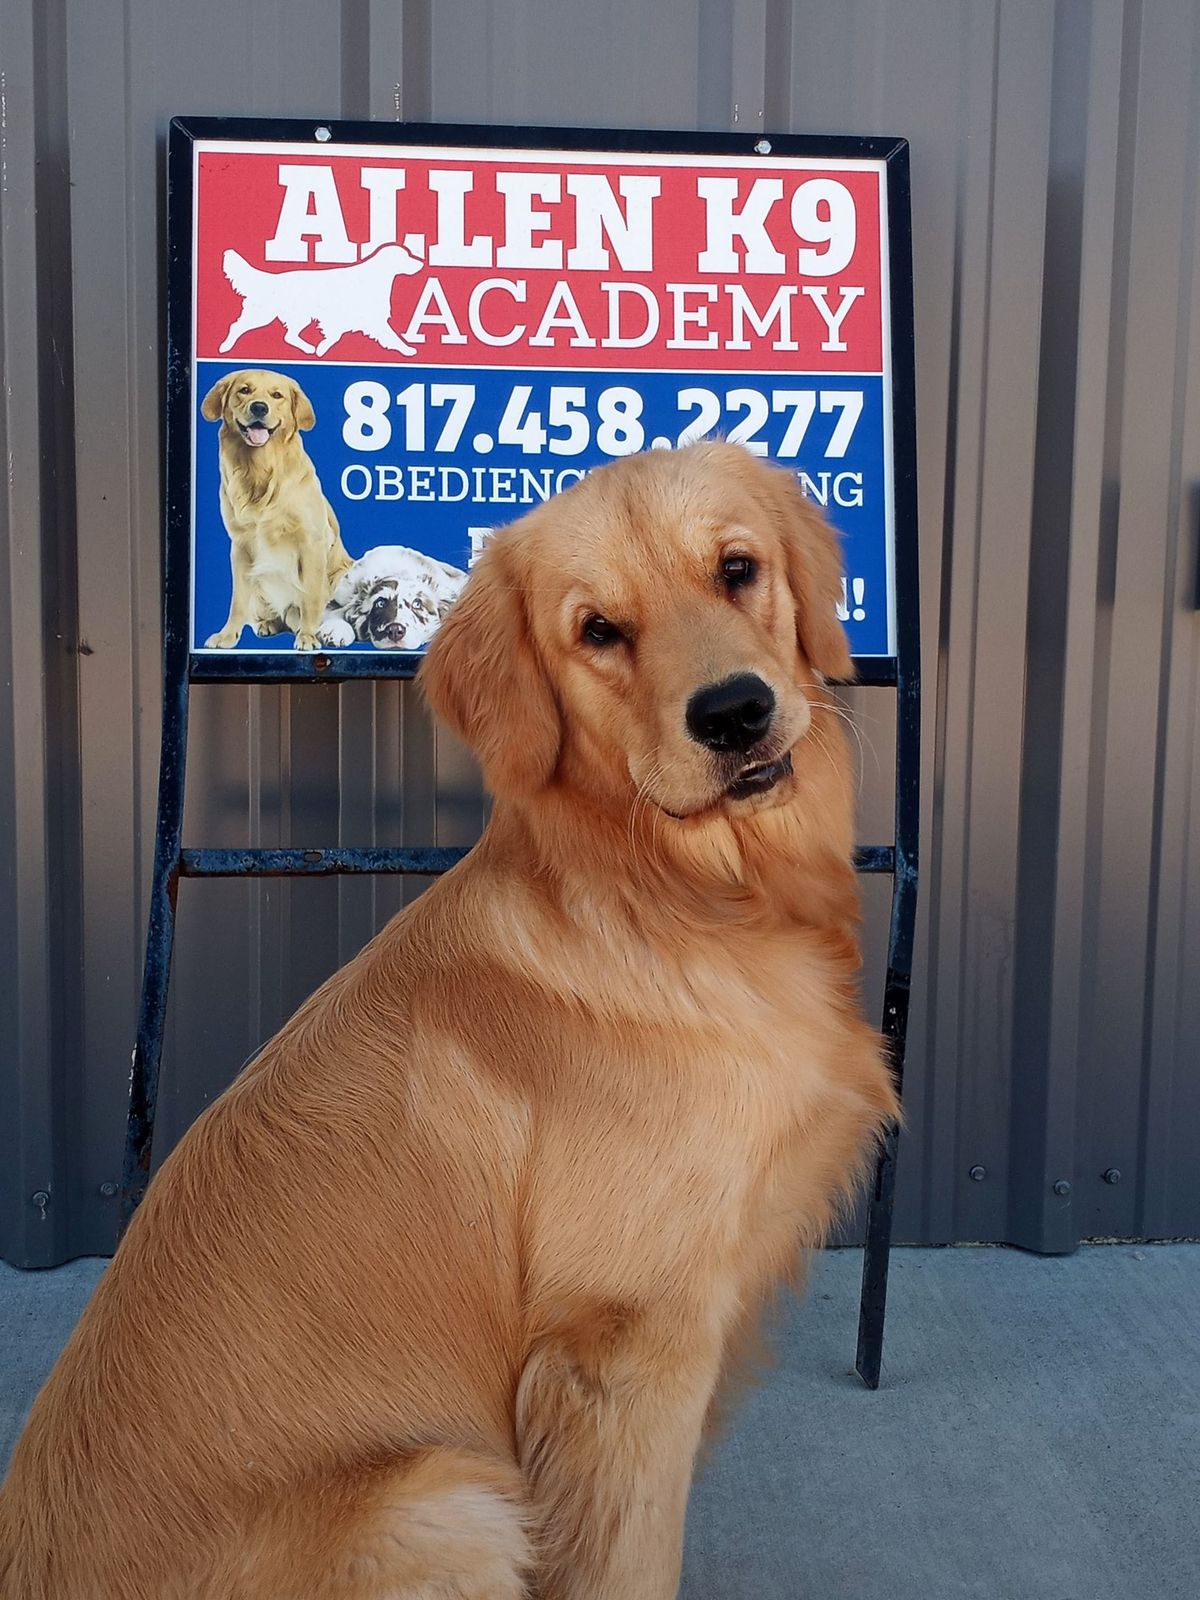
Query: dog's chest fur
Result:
<box><xmin>217</xmin><ymin>435</ymin><xmax>323</xmax><ymax>538</ymax></box>
<box><xmin>463</xmin><ymin>878</ymin><xmax>884</xmax><ymax>1319</ymax></box>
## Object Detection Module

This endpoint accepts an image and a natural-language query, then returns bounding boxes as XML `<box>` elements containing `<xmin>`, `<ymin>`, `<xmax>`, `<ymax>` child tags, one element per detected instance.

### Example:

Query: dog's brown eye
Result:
<box><xmin>582</xmin><ymin>615</ymin><xmax>623</xmax><ymax>647</ymax></box>
<box><xmin>721</xmin><ymin>556</ymin><xmax>756</xmax><ymax>588</ymax></box>
<box><xmin>237</xmin><ymin>386</ymin><xmax>251</xmax><ymax>395</ymax></box>
<box><xmin>271</xmin><ymin>392</ymin><xmax>282</xmax><ymax>399</ymax></box>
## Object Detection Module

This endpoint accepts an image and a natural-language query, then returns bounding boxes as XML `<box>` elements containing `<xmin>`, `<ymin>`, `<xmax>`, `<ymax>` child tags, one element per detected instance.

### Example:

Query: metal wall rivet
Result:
<box><xmin>755</xmin><ymin>139</ymin><xmax>772</xmax><ymax>154</ymax></box>
<box><xmin>1053</xmin><ymin>1179</ymin><xmax>1071</xmax><ymax>1197</ymax></box>
<box><xmin>99</xmin><ymin>1182</ymin><xmax>117</xmax><ymax>1197</ymax></box>
<box><xmin>969</xmin><ymin>1165</ymin><xmax>986</xmax><ymax>1182</ymax></box>
<box><xmin>314</xmin><ymin>125</ymin><xmax>332</xmax><ymax>142</ymax></box>
<box><xmin>1102</xmin><ymin>1168</ymin><xmax>1121</xmax><ymax>1185</ymax></box>
<box><xmin>31</xmin><ymin>1190</ymin><xmax>50</xmax><ymax>1216</ymax></box>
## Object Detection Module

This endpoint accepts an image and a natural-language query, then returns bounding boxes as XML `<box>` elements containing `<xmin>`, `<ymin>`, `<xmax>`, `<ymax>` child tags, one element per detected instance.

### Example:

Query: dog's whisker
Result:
<box><xmin>799</xmin><ymin>682</ymin><xmax>877</xmax><ymax>780</ymax></box>
<box><xmin>805</xmin><ymin>723</ymin><xmax>846</xmax><ymax>790</ymax></box>
<box><xmin>628</xmin><ymin>762</ymin><xmax>667</xmax><ymax>860</ymax></box>
<box><xmin>826</xmin><ymin>705</ymin><xmax>877</xmax><ymax>779</ymax></box>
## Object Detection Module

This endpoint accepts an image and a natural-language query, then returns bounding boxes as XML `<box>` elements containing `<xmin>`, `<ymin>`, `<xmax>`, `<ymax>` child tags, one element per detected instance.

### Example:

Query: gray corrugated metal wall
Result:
<box><xmin>2</xmin><ymin>0</ymin><xmax>1198</xmax><ymax>1268</ymax></box>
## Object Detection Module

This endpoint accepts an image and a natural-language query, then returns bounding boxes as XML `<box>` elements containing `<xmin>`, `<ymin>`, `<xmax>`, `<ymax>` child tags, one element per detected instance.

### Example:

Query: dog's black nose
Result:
<box><xmin>248</xmin><ymin>400</ymin><xmax>269</xmax><ymax>418</ymax></box>
<box><xmin>686</xmin><ymin>674</ymin><xmax>775</xmax><ymax>753</ymax></box>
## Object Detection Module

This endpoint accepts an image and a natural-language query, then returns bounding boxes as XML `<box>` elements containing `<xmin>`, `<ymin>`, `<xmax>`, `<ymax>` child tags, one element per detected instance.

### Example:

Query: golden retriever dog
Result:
<box><xmin>0</xmin><ymin>443</ymin><xmax>898</xmax><ymax>1600</ymax></box>
<box><xmin>202</xmin><ymin>369</ymin><xmax>353</xmax><ymax>650</ymax></box>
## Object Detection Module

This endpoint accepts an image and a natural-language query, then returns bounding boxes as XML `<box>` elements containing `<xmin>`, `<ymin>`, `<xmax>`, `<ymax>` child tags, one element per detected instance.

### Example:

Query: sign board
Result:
<box><xmin>169</xmin><ymin>120</ymin><xmax>914</xmax><ymax>679</ymax></box>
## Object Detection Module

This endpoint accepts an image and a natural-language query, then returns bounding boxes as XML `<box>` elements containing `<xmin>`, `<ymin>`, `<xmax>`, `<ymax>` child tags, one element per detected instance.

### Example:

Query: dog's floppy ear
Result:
<box><xmin>767</xmin><ymin>463</ymin><xmax>855</xmax><ymax>682</ymax></box>
<box><xmin>420</xmin><ymin>532</ymin><xmax>561</xmax><ymax>797</ymax></box>
<box><xmin>201</xmin><ymin>375</ymin><xmax>233</xmax><ymax>422</ymax></box>
<box><xmin>290</xmin><ymin>381</ymin><xmax>316</xmax><ymax>431</ymax></box>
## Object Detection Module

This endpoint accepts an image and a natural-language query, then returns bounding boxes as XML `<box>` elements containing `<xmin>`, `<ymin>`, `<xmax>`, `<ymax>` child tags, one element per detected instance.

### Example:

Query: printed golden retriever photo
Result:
<box><xmin>201</xmin><ymin>369</ymin><xmax>353</xmax><ymax>651</ymax></box>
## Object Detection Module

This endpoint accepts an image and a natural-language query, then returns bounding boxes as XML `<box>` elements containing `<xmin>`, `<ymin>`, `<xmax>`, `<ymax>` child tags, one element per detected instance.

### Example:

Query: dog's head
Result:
<box><xmin>201</xmin><ymin>369</ymin><xmax>315</xmax><ymax>448</ymax></box>
<box><xmin>345</xmin><ymin>577</ymin><xmax>405</xmax><ymax>647</ymax></box>
<box><xmin>421</xmin><ymin>443</ymin><xmax>853</xmax><ymax>819</ymax></box>
<box><xmin>404</xmin><ymin>589</ymin><xmax>450</xmax><ymax>644</ymax></box>
<box><xmin>366</xmin><ymin>242</ymin><xmax>425</xmax><ymax>277</ymax></box>
<box><xmin>345</xmin><ymin>578</ymin><xmax>444</xmax><ymax>649</ymax></box>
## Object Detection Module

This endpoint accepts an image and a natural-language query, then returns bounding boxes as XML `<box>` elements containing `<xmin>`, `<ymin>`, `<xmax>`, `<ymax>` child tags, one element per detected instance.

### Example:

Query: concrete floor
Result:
<box><xmin>2</xmin><ymin>1244</ymin><xmax>1198</xmax><ymax>1598</ymax></box>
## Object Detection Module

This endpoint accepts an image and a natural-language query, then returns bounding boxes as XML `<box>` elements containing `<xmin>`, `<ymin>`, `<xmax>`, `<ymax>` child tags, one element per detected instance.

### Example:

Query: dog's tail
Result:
<box><xmin>222</xmin><ymin>249</ymin><xmax>259</xmax><ymax>296</ymax></box>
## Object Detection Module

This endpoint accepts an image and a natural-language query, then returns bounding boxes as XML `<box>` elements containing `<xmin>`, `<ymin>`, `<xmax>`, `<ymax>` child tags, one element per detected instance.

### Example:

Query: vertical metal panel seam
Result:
<box><xmin>957</xmin><ymin>0</ymin><xmax>1055</xmax><ymax>1240</ymax></box>
<box><xmin>915</xmin><ymin>2</ymin><xmax>972</xmax><ymax>1241</ymax></box>
<box><xmin>1082</xmin><ymin>0</ymin><xmax>1189</xmax><ymax>1238</ymax></box>
<box><xmin>1068</xmin><ymin>3</ymin><xmax>1142</xmax><ymax>1226</ymax></box>
<box><xmin>1007</xmin><ymin>0</ymin><xmax>1092</xmax><ymax>1252</ymax></box>
<box><xmin>1137</xmin><ymin>0</ymin><xmax>1200</xmax><ymax>1235</ymax></box>
<box><xmin>1016</xmin><ymin>0</ymin><xmax>1126</xmax><ymax>1251</ymax></box>
<box><xmin>924</xmin><ymin>0</ymin><xmax>1002</xmax><ymax>1241</ymax></box>
<box><xmin>0</xmin><ymin>0</ymin><xmax>60</xmax><ymax>1263</ymax></box>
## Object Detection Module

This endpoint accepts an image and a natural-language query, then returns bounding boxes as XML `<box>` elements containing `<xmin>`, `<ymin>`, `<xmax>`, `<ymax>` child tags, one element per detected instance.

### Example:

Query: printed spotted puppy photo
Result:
<box><xmin>200</xmin><ymin>368</ymin><xmax>465</xmax><ymax>653</ymax></box>
<box><xmin>317</xmin><ymin>547</ymin><xmax>467</xmax><ymax>650</ymax></box>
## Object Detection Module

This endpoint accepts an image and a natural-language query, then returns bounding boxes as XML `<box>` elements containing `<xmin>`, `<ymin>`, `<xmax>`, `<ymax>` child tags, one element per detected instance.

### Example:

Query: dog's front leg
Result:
<box><xmin>518</xmin><ymin>1311</ymin><xmax>721</xmax><ymax>1600</ymax></box>
<box><xmin>205</xmin><ymin>542</ymin><xmax>254</xmax><ymax>648</ymax></box>
<box><xmin>292</xmin><ymin>539</ymin><xmax>331</xmax><ymax>650</ymax></box>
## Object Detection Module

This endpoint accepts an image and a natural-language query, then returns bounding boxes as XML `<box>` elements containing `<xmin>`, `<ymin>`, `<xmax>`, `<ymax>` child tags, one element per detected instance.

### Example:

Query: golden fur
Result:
<box><xmin>0</xmin><ymin>443</ymin><xmax>898</xmax><ymax>1599</ymax></box>
<box><xmin>201</xmin><ymin>369</ymin><xmax>352</xmax><ymax>650</ymax></box>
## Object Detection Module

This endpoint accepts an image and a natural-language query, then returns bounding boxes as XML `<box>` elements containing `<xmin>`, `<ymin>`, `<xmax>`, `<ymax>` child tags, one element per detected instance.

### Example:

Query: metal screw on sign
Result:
<box><xmin>755</xmin><ymin>139</ymin><xmax>772</xmax><ymax>155</ymax></box>
<box><xmin>314</xmin><ymin>126</ymin><xmax>332</xmax><ymax>143</ymax></box>
<box><xmin>99</xmin><ymin>1182</ymin><xmax>118</xmax><ymax>1198</ymax></box>
<box><xmin>1103</xmin><ymin>1168</ymin><xmax>1122</xmax><ymax>1185</ymax></box>
<box><xmin>968</xmin><ymin>1165</ymin><xmax>986</xmax><ymax>1182</ymax></box>
<box><xmin>31</xmin><ymin>1190</ymin><xmax>50</xmax><ymax>1218</ymax></box>
<box><xmin>1052</xmin><ymin>1179</ymin><xmax>1072</xmax><ymax>1197</ymax></box>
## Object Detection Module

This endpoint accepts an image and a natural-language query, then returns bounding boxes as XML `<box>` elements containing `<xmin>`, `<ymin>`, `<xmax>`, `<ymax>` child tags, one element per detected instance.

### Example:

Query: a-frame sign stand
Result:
<box><xmin>122</xmin><ymin>118</ymin><xmax>918</xmax><ymax>1390</ymax></box>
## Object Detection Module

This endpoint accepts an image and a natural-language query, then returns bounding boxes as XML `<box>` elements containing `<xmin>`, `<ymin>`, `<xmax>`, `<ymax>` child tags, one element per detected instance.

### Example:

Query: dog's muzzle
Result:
<box><xmin>237</xmin><ymin>418</ymin><xmax>278</xmax><ymax>447</ymax></box>
<box><xmin>725</xmin><ymin>750</ymin><xmax>793</xmax><ymax>799</ymax></box>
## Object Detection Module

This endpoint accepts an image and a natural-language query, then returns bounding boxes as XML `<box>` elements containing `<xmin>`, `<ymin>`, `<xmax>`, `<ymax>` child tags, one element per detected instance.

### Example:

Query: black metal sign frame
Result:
<box><xmin>124</xmin><ymin>116</ymin><xmax>919</xmax><ymax>1390</ymax></box>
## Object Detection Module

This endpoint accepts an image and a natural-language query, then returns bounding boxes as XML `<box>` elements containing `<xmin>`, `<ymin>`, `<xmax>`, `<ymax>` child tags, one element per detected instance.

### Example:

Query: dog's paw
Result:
<box><xmin>204</xmin><ymin>628</ymin><xmax>243</xmax><ymax>648</ymax></box>
<box><xmin>293</xmin><ymin>631</ymin><xmax>320</xmax><ymax>652</ymax></box>
<box><xmin>255</xmin><ymin>618</ymin><xmax>286</xmax><ymax>638</ymax></box>
<box><xmin>316</xmin><ymin>618</ymin><xmax>355</xmax><ymax>648</ymax></box>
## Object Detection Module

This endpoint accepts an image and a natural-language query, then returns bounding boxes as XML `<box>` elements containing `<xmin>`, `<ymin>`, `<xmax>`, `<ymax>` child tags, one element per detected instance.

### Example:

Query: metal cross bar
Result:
<box><xmin>178</xmin><ymin>844</ymin><xmax>896</xmax><ymax>878</ymax></box>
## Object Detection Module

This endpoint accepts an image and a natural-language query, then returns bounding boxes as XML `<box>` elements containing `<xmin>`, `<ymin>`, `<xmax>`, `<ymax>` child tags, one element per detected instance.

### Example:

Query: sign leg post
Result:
<box><xmin>855</xmin><ymin>973</ymin><xmax>912</xmax><ymax>1388</ymax></box>
<box><xmin>855</xmin><ymin>635</ymin><xmax>919</xmax><ymax>1387</ymax></box>
<box><xmin>119</xmin><ymin>669</ymin><xmax>189</xmax><ymax>1237</ymax></box>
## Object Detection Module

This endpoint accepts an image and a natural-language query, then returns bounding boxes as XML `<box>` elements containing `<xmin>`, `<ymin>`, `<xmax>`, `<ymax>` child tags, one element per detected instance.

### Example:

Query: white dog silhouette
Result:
<box><xmin>220</xmin><ymin>243</ymin><xmax>424</xmax><ymax>358</ymax></box>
